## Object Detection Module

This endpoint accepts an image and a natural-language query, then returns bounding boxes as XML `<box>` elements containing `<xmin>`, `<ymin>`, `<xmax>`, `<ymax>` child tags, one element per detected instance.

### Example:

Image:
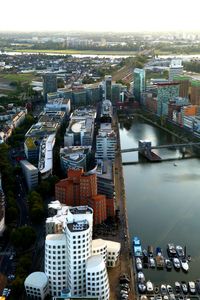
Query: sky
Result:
<box><xmin>1</xmin><ymin>0</ymin><xmax>200</xmax><ymax>33</ymax></box>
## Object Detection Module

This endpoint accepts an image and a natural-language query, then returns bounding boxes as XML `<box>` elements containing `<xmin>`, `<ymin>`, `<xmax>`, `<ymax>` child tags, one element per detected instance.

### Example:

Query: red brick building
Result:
<box><xmin>55</xmin><ymin>168</ymin><xmax>113</xmax><ymax>224</ymax></box>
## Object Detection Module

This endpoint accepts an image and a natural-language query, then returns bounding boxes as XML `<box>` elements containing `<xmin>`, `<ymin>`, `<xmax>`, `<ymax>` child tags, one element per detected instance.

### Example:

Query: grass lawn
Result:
<box><xmin>0</xmin><ymin>73</ymin><xmax>36</xmax><ymax>83</ymax></box>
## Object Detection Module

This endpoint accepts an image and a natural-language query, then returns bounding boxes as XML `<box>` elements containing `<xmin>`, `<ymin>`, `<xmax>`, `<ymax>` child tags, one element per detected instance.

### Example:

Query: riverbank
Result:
<box><xmin>111</xmin><ymin>112</ymin><xmax>135</xmax><ymax>300</ymax></box>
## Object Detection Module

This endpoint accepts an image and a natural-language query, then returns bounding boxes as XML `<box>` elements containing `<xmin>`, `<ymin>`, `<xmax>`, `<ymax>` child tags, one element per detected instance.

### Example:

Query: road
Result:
<box><xmin>112</xmin><ymin>110</ymin><xmax>136</xmax><ymax>300</ymax></box>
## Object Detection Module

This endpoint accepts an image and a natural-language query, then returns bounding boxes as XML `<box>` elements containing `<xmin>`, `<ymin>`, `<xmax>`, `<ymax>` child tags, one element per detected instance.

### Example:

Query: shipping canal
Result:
<box><xmin>119</xmin><ymin>117</ymin><xmax>200</xmax><ymax>285</ymax></box>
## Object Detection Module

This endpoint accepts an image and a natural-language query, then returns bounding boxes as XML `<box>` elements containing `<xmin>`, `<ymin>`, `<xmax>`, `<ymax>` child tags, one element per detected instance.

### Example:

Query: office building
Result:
<box><xmin>0</xmin><ymin>173</ymin><xmax>5</xmax><ymax>236</ymax></box>
<box><xmin>104</xmin><ymin>75</ymin><xmax>112</xmax><ymax>101</ymax></box>
<box><xmin>64</xmin><ymin>109</ymin><xmax>96</xmax><ymax>147</ymax></box>
<box><xmin>156</xmin><ymin>82</ymin><xmax>180</xmax><ymax>116</ymax></box>
<box><xmin>173</xmin><ymin>75</ymin><xmax>190</xmax><ymax>98</ymax></box>
<box><xmin>96</xmin><ymin>160</ymin><xmax>115</xmax><ymax>217</ymax></box>
<box><xmin>55</xmin><ymin>168</ymin><xmax>110</xmax><ymax>224</ymax></box>
<box><xmin>24</xmin><ymin>137</ymin><xmax>39</xmax><ymax>163</ymax></box>
<box><xmin>20</xmin><ymin>160</ymin><xmax>38</xmax><ymax>190</ymax></box>
<box><xmin>60</xmin><ymin>146</ymin><xmax>91</xmax><ymax>174</ymax></box>
<box><xmin>96</xmin><ymin>130</ymin><xmax>116</xmax><ymax>161</ymax></box>
<box><xmin>169</xmin><ymin>59</ymin><xmax>183</xmax><ymax>81</ymax></box>
<box><xmin>190</xmin><ymin>80</ymin><xmax>200</xmax><ymax>105</ymax></box>
<box><xmin>101</xmin><ymin>100</ymin><xmax>113</xmax><ymax>118</ymax></box>
<box><xmin>92</xmin><ymin>239</ymin><xmax>120</xmax><ymax>268</ymax></box>
<box><xmin>24</xmin><ymin>202</ymin><xmax>121</xmax><ymax>299</ymax></box>
<box><xmin>24</xmin><ymin>272</ymin><xmax>49</xmax><ymax>300</ymax></box>
<box><xmin>43</xmin><ymin>73</ymin><xmax>57</xmax><ymax>102</ymax></box>
<box><xmin>86</xmin><ymin>255</ymin><xmax>109</xmax><ymax>300</ymax></box>
<box><xmin>133</xmin><ymin>68</ymin><xmax>146</xmax><ymax>102</ymax></box>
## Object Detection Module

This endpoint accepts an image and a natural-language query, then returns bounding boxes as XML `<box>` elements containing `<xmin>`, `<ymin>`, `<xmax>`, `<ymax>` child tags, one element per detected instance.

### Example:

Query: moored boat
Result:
<box><xmin>167</xmin><ymin>285</ymin><xmax>173</xmax><ymax>294</ymax></box>
<box><xmin>138</xmin><ymin>282</ymin><xmax>147</xmax><ymax>294</ymax></box>
<box><xmin>136</xmin><ymin>257</ymin><xmax>143</xmax><ymax>271</ymax></box>
<box><xmin>188</xmin><ymin>281</ymin><xmax>196</xmax><ymax>294</ymax></box>
<box><xmin>173</xmin><ymin>257</ymin><xmax>180</xmax><ymax>270</ymax></box>
<box><xmin>196</xmin><ymin>279</ymin><xmax>200</xmax><ymax>294</ymax></box>
<box><xmin>146</xmin><ymin>280</ymin><xmax>154</xmax><ymax>293</ymax></box>
<box><xmin>175</xmin><ymin>281</ymin><xmax>181</xmax><ymax>294</ymax></box>
<box><xmin>161</xmin><ymin>284</ymin><xmax>167</xmax><ymax>295</ymax></box>
<box><xmin>167</xmin><ymin>243</ymin><xmax>176</xmax><ymax>257</ymax></box>
<box><xmin>181</xmin><ymin>281</ymin><xmax>188</xmax><ymax>294</ymax></box>
<box><xmin>181</xmin><ymin>258</ymin><xmax>189</xmax><ymax>272</ymax></box>
<box><xmin>137</xmin><ymin>271</ymin><xmax>145</xmax><ymax>283</ymax></box>
<box><xmin>133</xmin><ymin>236</ymin><xmax>142</xmax><ymax>257</ymax></box>
<box><xmin>149</xmin><ymin>257</ymin><xmax>156</xmax><ymax>268</ymax></box>
<box><xmin>148</xmin><ymin>245</ymin><xmax>154</xmax><ymax>257</ymax></box>
<box><xmin>176</xmin><ymin>245</ymin><xmax>185</xmax><ymax>257</ymax></box>
<box><xmin>165</xmin><ymin>259</ymin><xmax>172</xmax><ymax>271</ymax></box>
<box><xmin>154</xmin><ymin>285</ymin><xmax>160</xmax><ymax>294</ymax></box>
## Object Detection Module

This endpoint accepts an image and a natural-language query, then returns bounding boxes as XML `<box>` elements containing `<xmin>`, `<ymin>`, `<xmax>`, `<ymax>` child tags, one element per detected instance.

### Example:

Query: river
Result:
<box><xmin>119</xmin><ymin>118</ymin><xmax>200</xmax><ymax>286</ymax></box>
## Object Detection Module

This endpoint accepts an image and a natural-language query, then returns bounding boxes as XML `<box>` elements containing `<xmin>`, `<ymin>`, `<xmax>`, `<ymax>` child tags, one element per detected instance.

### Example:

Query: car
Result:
<box><xmin>8</xmin><ymin>274</ymin><xmax>15</xmax><ymax>280</ymax></box>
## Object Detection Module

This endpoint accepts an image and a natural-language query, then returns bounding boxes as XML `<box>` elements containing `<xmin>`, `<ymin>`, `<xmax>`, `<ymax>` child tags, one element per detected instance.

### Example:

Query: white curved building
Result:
<box><xmin>92</xmin><ymin>239</ymin><xmax>121</xmax><ymax>268</ymax></box>
<box><xmin>24</xmin><ymin>272</ymin><xmax>49</xmax><ymax>300</ymax></box>
<box><xmin>105</xmin><ymin>240</ymin><xmax>121</xmax><ymax>267</ymax></box>
<box><xmin>38</xmin><ymin>134</ymin><xmax>55</xmax><ymax>179</ymax></box>
<box><xmin>92</xmin><ymin>239</ymin><xmax>107</xmax><ymax>264</ymax></box>
<box><xmin>65</xmin><ymin>219</ymin><xmax>92</xmax><ymax>297</ymax></box>
<box><xmin>86</xmin><ymin>255</ymin><xmax>110</xmax><ymax>300</ymax></box>
<box><xmin>45</xmin><ymin>234</ymin><xmax>67</xmax><ymax>297</ymax></box>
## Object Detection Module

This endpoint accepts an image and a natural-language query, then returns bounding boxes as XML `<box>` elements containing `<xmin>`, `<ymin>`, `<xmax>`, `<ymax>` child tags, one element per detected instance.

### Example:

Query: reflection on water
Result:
<box><xmin>120</xmin><ymin>119</ymin><xmax>200</xmax><ymax>285</ymax></box>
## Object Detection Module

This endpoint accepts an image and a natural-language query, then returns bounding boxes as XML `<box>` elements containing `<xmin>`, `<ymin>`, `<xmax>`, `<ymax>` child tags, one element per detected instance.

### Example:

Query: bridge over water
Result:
<box><xmin>121</xmin><ymin>142</ymin><xmax>200</xmax><ymax>153</ymax></box>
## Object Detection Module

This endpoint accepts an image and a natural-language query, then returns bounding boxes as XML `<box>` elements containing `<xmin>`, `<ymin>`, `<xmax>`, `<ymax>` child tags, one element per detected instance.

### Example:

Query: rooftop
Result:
<box><xmin>67</xmin><ymin>220</ymin><xmax>89</xmax><ymax>232</ymax></box>
<box><xmin>24</xmin><ymin>137</ymin><xmax>37</xmax><ymax>150</ymax></box>
<box><xmin>86</xmin><ymin>255</ymin><xmax>105</xmax><ymax>270</ymax></box>
<box><xmin>46</xmin><ymin>234</ymin><xmax>65</xmax><ymax>241</ymax></box>
<box><xmin>24</xmin><ymin>272</ymin><xmax>48</xmax><ymax>287</ymax></box>
<box><xmin>69</xmin><ymin>206</ymin><xmax>93</xmax><ymax>215</ymax></box>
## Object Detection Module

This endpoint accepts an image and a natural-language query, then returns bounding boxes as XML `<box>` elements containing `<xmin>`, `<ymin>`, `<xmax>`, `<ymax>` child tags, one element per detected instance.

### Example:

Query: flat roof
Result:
<box><xmin>67</xmin><ymin>220</ymin><xmax>89</xmax><ymax>232</ymax></box>
<box><xmin>69</xmin><ymin>206</ymin><xmax>93</xmax><ymax>215</ymax></box>
<box><xmin>20</xmin><ymin>160</ymin><xmax>38</xmax><ymax>171</ymax></box>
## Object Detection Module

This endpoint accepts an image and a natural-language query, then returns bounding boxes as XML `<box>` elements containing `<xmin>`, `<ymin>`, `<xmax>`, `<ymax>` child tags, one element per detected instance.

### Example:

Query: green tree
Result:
<box><xmin>11</xmin><ymin>226</ymin><xmax>36</xmax><ymax>250</ymax></box>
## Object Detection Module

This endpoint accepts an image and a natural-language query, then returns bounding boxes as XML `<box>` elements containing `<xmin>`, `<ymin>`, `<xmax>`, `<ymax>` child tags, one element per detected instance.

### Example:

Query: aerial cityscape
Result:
<box><xmin>2</xmin><ymin>0</ymin><xmax>200</xmax><ymax>300</ymax></box>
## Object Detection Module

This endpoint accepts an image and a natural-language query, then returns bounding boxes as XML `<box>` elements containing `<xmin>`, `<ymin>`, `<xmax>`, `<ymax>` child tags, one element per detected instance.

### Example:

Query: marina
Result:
<box><xmin>119</xmin><ymin>118</ymin><xmax>200</xmax><ymax>299</ymax></box>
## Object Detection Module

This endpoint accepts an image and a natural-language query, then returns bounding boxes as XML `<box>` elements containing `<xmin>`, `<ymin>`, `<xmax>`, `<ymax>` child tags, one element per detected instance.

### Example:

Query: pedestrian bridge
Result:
<box><xmin>121</xmin><ymin>141</ymin><xmax>200</xmax><ymax>153</ymax></box>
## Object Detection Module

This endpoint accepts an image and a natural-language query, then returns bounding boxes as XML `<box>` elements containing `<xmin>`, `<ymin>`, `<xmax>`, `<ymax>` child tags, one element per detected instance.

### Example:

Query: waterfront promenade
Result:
<box><xmin>107</xmin><ymin>112</ymin><xmax>136</xmax><ymax>300</ymax></box>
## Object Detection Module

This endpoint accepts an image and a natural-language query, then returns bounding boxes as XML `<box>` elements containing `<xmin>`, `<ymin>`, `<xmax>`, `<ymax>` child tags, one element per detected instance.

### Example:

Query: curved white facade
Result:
<box><xmin>45</xmin><ymin>234</ymin><xmax>67</xmax><ymax>297</ymax></box>
<box><xmin>66</xmin><ymin>220</ymin><xmax>92</xmax><ymax>297</ymax></box>
<box><xmin>86</xmin><ymin>255</ymin><xmax>110</xmax><ymax>300</ymax></box>
<box><xmin>92</xmin><ymin>239</ymin><xmax>107</xmax><ymax>264</ymax></box>
<box><xmin>92</xmin><ymin>239</ymin><xmax>121</xmax><ymax>268</ymax></box>
<box><xmin>24</xmin><ymin>272</ymin><xmax>49</xmax><ymax>300</ymax></box>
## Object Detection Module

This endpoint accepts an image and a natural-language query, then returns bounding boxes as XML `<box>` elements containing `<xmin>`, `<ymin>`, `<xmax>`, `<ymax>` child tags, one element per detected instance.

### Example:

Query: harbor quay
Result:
<box><xmin>107</xmin><ymin>112</ymin><xmax>136</xmax><ymax>300</ymax></box>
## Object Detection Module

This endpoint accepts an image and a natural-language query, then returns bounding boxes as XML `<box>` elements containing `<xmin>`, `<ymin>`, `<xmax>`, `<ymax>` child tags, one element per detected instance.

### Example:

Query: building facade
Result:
<box><xmin>133</xmin><ymin>68</ymin><xmax>146</xmax><ymax>102</ymax></box>
<box><xmin>43</xmin><ymin>73</ymin><xmax>57</xmax><ymax>102</ymax></box>
<box><xmin>20</xmin><ymin>160</ymin><xmax>38</xmax><ymax>190</ymax></box>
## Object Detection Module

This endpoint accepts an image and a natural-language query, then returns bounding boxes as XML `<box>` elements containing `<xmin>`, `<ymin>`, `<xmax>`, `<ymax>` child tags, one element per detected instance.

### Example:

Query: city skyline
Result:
<box><xmin>1</xmin><ymin>0</ymin><xmax>200</xmax><ymax>33</ymax></box>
